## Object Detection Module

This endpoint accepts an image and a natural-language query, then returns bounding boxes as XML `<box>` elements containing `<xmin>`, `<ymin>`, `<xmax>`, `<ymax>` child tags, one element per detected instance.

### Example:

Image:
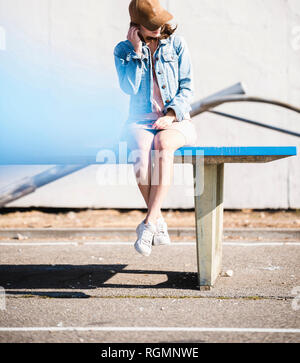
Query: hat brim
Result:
<box><xmin>143</xmin><ymin>10</ymin><xmax>173</xmax><ymax>31</ymax></box>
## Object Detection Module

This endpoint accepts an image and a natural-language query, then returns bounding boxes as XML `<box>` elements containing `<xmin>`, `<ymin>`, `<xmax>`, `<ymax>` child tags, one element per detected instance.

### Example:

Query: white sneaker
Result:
<box><xmin>152</xmin><ymin>217</ymin><xmax>171</xmax><ymax>246</ymax></box>
<box><xmin>134</xmin><ymin>220</ymin><xmax>157</xmax><ymax>256</ymax></box>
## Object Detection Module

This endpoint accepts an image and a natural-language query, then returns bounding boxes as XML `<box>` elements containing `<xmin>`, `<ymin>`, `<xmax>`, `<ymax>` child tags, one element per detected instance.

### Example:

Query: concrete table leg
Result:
<box><xmin>193</xmin><ymin>162</ymin><xmax>224</xmax><ymax>290</ymax></box>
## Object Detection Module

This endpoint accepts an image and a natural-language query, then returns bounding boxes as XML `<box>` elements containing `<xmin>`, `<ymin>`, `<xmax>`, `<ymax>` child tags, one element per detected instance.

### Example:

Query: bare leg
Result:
<box><xmin>127</xmin><ymin>127</ymin><xmax>164</xmax><ymax>220</ymax></box>
<box><xmin>145</xmin><ymin>129</ymin><xmax>186</xmax><ymax>224</ymax></box>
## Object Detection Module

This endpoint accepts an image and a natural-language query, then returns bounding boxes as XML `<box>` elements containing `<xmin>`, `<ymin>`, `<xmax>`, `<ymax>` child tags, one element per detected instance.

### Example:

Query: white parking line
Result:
<box><xmin>223</xmin><ymin>242</ymin><xmax>300</xmax><ymax>247</ymax></box>
<box><xmin>0</xmin><ymin>242</ymin><xmax>299</xmax><ymax>247</ymax></box>
<box><xmin>0</xmin><ymin>327</ymin><xmax>299</xmax><ymax>333</ymax></box>
<box><xmin>0</xmin><ymin>242</ymin><xmax>79</xmax><ymax>246</ymax></box>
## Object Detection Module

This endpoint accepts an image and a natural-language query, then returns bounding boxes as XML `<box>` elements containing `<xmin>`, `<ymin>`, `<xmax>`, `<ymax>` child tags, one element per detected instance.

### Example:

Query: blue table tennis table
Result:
<box><xmin>1</xmin><ymin>145</ymin><xmax>297</xmax><ymax>290</ymax></box>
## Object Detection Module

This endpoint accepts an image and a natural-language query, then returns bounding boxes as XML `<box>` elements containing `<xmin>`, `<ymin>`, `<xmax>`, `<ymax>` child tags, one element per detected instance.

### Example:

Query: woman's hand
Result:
<box><xmin>153</xmin><ymin>110</ymin><xmax>177</xmax><ymax>130</ymax></box>
<box><xmin>127</xmin><ymin>26</ymin><xmax>143</xmax><ymax>55</ymax></box>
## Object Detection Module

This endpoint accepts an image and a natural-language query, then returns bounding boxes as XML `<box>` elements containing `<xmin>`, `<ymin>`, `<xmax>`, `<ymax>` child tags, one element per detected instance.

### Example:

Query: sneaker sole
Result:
<box><xmin>152</xmin><ymin>240</ymin><xmax>171</xmax><ymax>246</ymax></box>
<box><xmin>134</xmin><ymin>242</ymin><xmax>152</xmax><ymax>257</ymax></box>
<box><xmin>152</xmin><ymin>235</ymin><xmax>171</xmax><ymax>246</ymax></box>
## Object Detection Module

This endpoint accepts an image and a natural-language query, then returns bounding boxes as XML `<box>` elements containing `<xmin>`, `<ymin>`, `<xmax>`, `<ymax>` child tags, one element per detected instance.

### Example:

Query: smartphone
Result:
<box><xmin>137</xmin><ymin>31</ymin><xmax>143</xmax><ymax>40</ymax></box>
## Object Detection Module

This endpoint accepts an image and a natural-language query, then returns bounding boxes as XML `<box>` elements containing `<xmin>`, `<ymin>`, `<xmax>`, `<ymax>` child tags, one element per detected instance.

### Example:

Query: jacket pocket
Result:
<box><xmin>162</xmin><ymin>51</ymin><xmax>178</xmax><ymax>62</ymax></box>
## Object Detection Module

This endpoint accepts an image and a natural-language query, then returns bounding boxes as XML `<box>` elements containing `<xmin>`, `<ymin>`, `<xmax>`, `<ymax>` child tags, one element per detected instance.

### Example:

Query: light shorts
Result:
<box><xmin>120</xmin><ymin>119</ymin><xmax>198</xmax><ymax>148</ymax></box>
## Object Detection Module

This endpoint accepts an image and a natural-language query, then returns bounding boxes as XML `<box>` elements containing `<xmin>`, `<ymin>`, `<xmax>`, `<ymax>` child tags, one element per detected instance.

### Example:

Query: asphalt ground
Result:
<box><xmin>0</xmin><ymin>238</ymin><xmax>299</xmax><ymax>343</ymax></box>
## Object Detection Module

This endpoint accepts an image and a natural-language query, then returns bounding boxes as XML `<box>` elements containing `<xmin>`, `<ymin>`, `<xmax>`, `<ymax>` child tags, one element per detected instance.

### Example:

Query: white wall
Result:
<box><xmin>0</xmin><ymin>0</ymin><xmax>299</xmax><ymax>209</ymax></box>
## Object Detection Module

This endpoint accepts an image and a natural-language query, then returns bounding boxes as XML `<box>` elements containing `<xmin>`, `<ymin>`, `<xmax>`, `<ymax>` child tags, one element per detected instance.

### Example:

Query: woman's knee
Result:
<box><xmin>130</xmin><ymin>132</ymin><xmax>154</xmax><ymax>153</ymax></box>
<box><xmin>154</xmin><ymin>134</ymin><xmax>176</xmax><ymax>151</ymax></box>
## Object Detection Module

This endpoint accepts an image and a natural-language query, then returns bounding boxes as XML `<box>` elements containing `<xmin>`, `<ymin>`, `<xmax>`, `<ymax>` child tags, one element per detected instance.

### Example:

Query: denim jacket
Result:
<box><xmin>113</xmin><ymin>33</ymin><xmax>194</xmax><ymax>123</ymax></box>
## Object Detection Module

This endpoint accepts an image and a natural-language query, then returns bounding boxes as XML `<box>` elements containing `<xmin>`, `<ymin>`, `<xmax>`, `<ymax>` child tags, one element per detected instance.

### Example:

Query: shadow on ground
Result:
<box><xmin>0</xmin><ymin>265</ymin><xmax>199</xmax><ymax>296</ymax></box>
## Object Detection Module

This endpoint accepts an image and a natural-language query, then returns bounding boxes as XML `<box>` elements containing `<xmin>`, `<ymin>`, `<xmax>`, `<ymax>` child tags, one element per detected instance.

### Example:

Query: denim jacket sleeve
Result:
<box><xmin>113</xmin><ymin>41</ymin><xmax>146</xmax><ymax>96</ymax></box>
<box><xmin>165</xmin><ymin>36</ymin><xmax>194</xmax><ymax>122</ymax></box>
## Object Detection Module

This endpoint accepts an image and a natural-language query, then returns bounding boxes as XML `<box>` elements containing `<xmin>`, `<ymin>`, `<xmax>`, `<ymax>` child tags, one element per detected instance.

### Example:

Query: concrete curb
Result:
<box><xmin>0</xmin><ymin>227</ymin><xmax>300</xmax><ymax>240</ymax></box>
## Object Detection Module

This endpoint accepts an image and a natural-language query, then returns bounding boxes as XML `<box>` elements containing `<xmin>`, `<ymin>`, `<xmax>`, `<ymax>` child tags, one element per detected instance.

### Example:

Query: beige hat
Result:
<box><xmin>129</xmin><ymin>0</ymin><xmax>173</xmax><ymax>31</ymax></box>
